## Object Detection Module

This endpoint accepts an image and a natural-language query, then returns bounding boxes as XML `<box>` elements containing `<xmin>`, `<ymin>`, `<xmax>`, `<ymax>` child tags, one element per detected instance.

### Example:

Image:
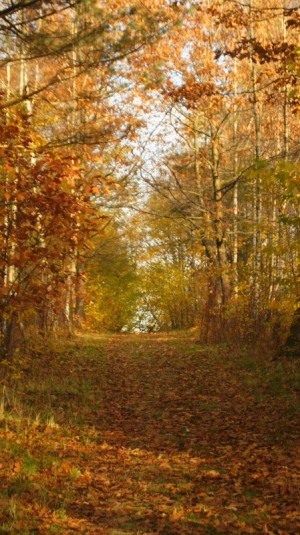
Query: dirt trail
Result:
<box><xmin>102</xmin><ymin>334</ymin><xmax>297</xmax><ymax>451</ymax></box>
<box><xmin>68</xmin><ymin>333</ymin><xmax>300</xmax><ymax>534</ymax></box>
<box><xmin>1</xmin><ymin>333</ymin><xmax>299</xmax><ymax>534</ymax></box>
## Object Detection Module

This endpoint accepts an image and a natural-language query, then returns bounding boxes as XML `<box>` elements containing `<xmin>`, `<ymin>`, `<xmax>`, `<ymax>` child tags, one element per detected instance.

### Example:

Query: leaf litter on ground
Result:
<box><xmin>0</xmin><ymin>332</ymin><xmax>299</xmax><ymax>533</ymax></box>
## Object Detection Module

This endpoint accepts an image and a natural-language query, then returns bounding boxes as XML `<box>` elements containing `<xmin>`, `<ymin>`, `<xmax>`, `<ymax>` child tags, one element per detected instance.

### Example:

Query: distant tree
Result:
<box><xmin>85</xmin><ymin>221</ymin><xmax>139</xmax><ymax>332</ymax></box>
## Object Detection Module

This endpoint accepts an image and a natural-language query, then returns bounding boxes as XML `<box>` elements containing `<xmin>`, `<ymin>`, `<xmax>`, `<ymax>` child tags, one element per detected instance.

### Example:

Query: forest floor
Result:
<box><xmin>0</xmin><ymin>332</ymin><xmax>299</xmax><ymax>534</ymax></box>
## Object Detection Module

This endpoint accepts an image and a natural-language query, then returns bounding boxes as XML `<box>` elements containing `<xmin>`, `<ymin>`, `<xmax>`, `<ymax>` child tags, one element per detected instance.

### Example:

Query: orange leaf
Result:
<box><xmin>92</xmin><ymin>186</ymin><xmax>101</xmax><ymax>195</ymax></box>
<box><xmin>13</xmin><ymin>461</ymin><xmax>22</xmax><ymax>473</ymax></box>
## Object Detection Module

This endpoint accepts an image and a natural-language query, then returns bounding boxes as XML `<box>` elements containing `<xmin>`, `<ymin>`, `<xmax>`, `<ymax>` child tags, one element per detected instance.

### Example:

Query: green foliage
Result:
<box><xmin>137</xmin><ymin>261</ymin><xmax>199</xmax><ymax>330</ymax></box>
<box><xmin>85</xmin><ymin>221</ymin><xmax>139</xmax><ymax>332</ymax></box>
<box><xmin>132</xmin><ymin>194</ymin><xmax>202</xmax><ymax>331</ymax></box>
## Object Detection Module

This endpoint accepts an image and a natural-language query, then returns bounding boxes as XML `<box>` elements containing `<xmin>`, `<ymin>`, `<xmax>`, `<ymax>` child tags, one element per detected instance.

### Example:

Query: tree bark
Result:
<box><xmin>279</xmin><ymin>303</ymin><xmax>300</xmax><ymax>358</ymax></box>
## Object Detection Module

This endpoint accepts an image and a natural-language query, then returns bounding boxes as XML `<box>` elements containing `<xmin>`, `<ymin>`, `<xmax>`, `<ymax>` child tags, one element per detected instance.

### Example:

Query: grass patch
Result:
<box><xmin>0</xmin><ymin>333</ymin><xmax>109</xmax><ymax>533</ymax></box>
<box><xmin>233</xmin><ymin>351</ymin><xmax>300</xmax><ymax>411</ymax></box>
<box><xmin>11</xmin><ymin>334</ymin><xmax>108</xmax><ymax>425</ymax></box>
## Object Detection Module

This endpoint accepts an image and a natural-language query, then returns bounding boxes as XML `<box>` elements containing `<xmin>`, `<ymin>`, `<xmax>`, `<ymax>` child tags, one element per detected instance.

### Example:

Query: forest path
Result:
<box><xmin>102</xmin><ymin>334</ymin><xmax>294</xmax><ymax>451</ymax></box>
<box><xmin>1</xmin><ymin>333</ymin><xmax>299</xmax><ymax>534</ymax></box>
<box><xmin>69</xmin><ymin>333</ymin><xmax>300</xmax><ymax>534</ymax></box>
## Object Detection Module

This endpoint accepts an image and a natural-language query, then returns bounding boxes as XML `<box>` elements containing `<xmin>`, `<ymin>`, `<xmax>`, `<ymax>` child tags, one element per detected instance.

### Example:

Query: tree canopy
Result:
<box><xmin>0</xmin><ymin>0</ymin><xmax>299</xmax><ymax>356</ymax></box>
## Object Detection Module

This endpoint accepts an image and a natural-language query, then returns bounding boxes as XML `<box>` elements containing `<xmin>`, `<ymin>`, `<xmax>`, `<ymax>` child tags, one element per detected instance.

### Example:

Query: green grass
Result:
<box><xmin>230</xmin><ymin>350</ymin><xmax>300</xmax><ymax>411</ymax></box>
<box><xmin>12</xmin><ymin>334</ymin><xmax>108</xmax><ymax>426</ymax></box>
<box><xmin>0</xmin><ymin>334</ymin><xmax>109</xmax><ymax>533</ymax></box>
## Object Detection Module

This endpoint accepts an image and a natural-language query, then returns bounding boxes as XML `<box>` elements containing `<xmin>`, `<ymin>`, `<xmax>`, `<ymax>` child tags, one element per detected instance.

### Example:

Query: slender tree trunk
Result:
<box><xmin>279</xmin><ymin>301</ymin><xmax>300</xmax><ymax>358</ymax></box>
<box><xmin>277</xmin><ymin>3</ymin><xmax>289</xmax><ymax>287</ymax></box>
<box><xmin>1</xmin><ymin>46</ymin><xmax>12</xmax><ymax>348</ymax></box>
<box><xmin>1</xmin><ymin>12</ymin><xmax>32</xmax><ymax>354</ymax></box>
<box><xmin>65</xmin><ymin>29</ymin><xmax>76</xmax><ymax>335</ymax></box>
<box><xmin>233</xmin><ymin>58</ymin><xmax>239</xmax><ymax>296</ymax></box>
<box><xmin>211</xmin><ymin>135</ymin><xmax>231</xmax><ymax>305</ymax></box>
<box><xmin>249</xmin><ymin>0</ymin><xmax>262</xmax><ymax>317</ymax></box>
<box><xmin>282</xmin><ymin>2</ymin><xmax>289</xmax><ymax>161</ymax></box>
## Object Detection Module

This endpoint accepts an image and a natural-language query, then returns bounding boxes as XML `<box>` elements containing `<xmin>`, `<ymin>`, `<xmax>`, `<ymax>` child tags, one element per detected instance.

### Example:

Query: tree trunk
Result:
<box><xmin>279</xmin><ymin>303</ymin><xmax>300</xmax><ymax>358</ymax></box>
<box><xmin>249</xmin><ymin>0</ymin><xmax>262</xmax><ymax>318</ymax></box>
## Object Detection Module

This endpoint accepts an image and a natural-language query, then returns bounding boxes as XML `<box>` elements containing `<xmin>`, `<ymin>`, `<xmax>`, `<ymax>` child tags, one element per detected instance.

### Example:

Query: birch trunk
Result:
<box><xmin>249</xmin><ymin>0</ymin><xmax>262</xmax><ymax>317</ymax></box>
<box><xmin>211</xmin><ymin>134</ymin><xmax>231</xmax><ymax>306</ymax></box>
<box><xmin>64</xmin><ymin>15</ymin><xmax>78</xmax><ymax>335</ymax></box>
<box><xmin>277</xmin><ymin>3</ymin><xmax>289</xmax><ymax>286</ymax></box>
<box><xmin>233</xmin><ymin>58</ymin><xmax>239</xmax><ymax>296</ymax></box>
